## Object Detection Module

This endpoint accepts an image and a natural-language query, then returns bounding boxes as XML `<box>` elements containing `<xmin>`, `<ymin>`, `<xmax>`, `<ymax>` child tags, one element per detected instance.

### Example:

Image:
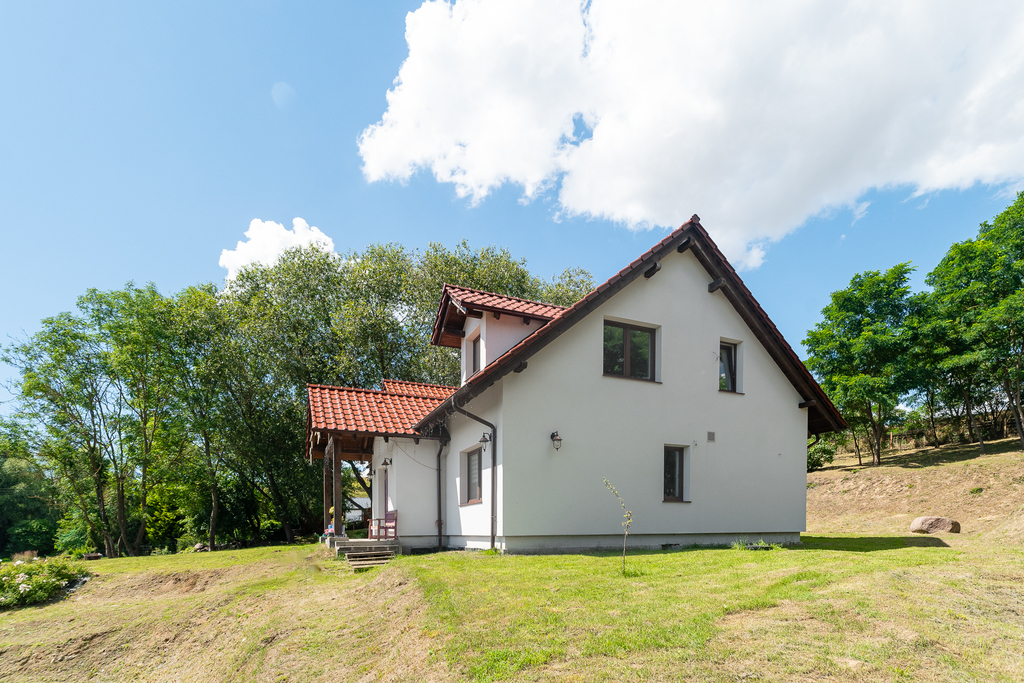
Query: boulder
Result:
<box><xmin>193</xmin><ymin>543</ymin><xmax>207</xmax><ymax>551</ymax></box>
<box><xmin>82</xmin><ymin>553</ymin><xmax>103</xmax><ymax>561</ymax></box>
<box><xmin>910</xmin><ymin>516</ymin><xmax>961</xmax><ymax>534</ymax></box>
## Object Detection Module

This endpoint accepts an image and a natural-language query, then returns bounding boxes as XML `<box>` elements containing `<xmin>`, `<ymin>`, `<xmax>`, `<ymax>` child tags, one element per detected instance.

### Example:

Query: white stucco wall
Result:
<box><xmin>496</xmin><ymin>247</ymin><xmax>808</xmax><ymax>549</ymax></box>
<box><xmin>441</xmin><ymin>382</ymin><xmax>504</xmax><ymax>549</ymax></box>
<box><xmin>370</xmin><ymin>436</ymin><xmax>445</xmax><ymax>549</ymax></box>
<box><xmin>461</xmin><ymin>314</ymin><xmax>539</xmax><ymax>385</ymax></box>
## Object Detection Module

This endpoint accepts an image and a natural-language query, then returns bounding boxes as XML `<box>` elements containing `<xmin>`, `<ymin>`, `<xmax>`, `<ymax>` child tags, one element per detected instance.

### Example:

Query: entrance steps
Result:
<box><xmin>328</xmin><ymin>538</ymin><xmax>400</xmax><ymax>570</ymax></box>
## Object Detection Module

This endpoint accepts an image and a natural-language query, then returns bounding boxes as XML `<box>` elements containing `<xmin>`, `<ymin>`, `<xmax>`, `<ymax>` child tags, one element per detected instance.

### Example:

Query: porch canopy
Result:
<box><xmin>306</xmin><ymin>380</ymin><xmax>456</xmax><ymax>534</ymax></box>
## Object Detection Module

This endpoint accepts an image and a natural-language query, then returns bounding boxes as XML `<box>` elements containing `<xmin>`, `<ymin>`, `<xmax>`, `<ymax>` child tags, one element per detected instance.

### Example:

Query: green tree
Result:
<box><xmin>804</xmin><ymin>264</ymin><xmax>917</xmax><ymax>465</ymax></box>
<box><xmin>0</xmin><ymin>420</ymin><xmax>58</xmax><ymax>555</ymax></box>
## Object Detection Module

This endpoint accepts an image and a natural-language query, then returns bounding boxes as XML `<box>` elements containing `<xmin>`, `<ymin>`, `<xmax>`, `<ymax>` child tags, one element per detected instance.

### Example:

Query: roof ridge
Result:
<box><xmin>443</xmin><ymin>283</ymin><xmax>570</xmax><ymax>309</ymax></box>
<box><xmin>416</xmin><ymin>216</ymin><xmax>846</xmax><ymax>435</ymax></box>
<box><xmin>382</xmin><ymin>378</ymin><xmax>458</xmax><ymax>389</ymax></box>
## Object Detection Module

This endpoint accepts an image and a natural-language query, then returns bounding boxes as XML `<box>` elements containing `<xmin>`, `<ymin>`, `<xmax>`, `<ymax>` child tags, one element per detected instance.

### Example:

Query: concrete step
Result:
<box><xmin>348</xmin><ymin>561</ymin><xmax>392</xmax><ymax>570</ymax></box>
<box><xmin>344</xmin><ymin>548</ymin><xmax>391</xmax><ymax>561</ymax></box>
<box><xmin>334</xmin><ymin>543</ymin><xmax>399</xmax><ymax>555</ymax></box>
<box><xmin>343</xmin><ymin>548</ymin><xmax>396</xmax><ymax>570</ymax></box>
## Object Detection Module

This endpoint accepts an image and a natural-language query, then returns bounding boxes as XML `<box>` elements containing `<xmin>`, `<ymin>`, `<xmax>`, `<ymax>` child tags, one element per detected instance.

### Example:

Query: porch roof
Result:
<box><xmin>306</xmin><ymin>381</ymin><xmax>456</xmax><ymax>461</ymax></box>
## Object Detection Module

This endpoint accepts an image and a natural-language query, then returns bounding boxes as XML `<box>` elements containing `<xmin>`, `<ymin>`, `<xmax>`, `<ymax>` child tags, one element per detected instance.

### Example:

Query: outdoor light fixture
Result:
<box><xmin>479</xmin><ymin>432</ymin><xmax>490</xmax><ymax>444</ymax></box>
<box><xmin>381</xmin><ymin>458</ymin><xmax>392</xmax><ymax>467</ymax></box>
<box><xmin>550</xmin><ymin>431</ymin><xmax>562</xmax><ymax>451</ymax></box>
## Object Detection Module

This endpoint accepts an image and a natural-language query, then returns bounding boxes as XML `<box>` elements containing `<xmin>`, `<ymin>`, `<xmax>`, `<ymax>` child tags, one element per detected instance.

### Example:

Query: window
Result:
<box><xmin>464</xmin><ymin>448</ymin><xmax>482</xmax><ymax>504</ymax></box>
<box><xmin>664</xmin><ymin>446</ymin><xmax>689</xmax><ymax>502</ymax></box>
<box><xmin>471</xmin><ymin>337</ymin><xmax>481</xmax><ymax>375</ymax></box>
<box><xmin>603</xmin><ymin>322</ymin><xmax>655</xmax><ymax>380</ymax></box>
<box><xmin>719</xmin><ymin>342</ymin><xmax>737</xmax><ymax>392</ymax></box>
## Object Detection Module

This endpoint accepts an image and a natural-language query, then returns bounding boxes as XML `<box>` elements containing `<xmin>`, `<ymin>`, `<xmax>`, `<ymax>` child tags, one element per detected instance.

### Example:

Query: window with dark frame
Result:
<box><xmin>719</xmin><ymin>342</ymin><xmax>737</xmax><ymax>392</ymax></box>
<box><xmin>603</xmin><ymin>322</ymin><xmax>655</xmax><ymax>380</ymax></box>
<box><xmin>466</xmin><ymin>448</ymin><xmax>482</xmax><ymax>504</ymax></box>
<box><xmin>664</xmin><ymin>446</ymin><xmax>685</xmax><ymax>502</ymax></box>
<box><xmin>471</xmin><ymin>336</ymin><xmax>481</xmax><ymax>375</ymax></box>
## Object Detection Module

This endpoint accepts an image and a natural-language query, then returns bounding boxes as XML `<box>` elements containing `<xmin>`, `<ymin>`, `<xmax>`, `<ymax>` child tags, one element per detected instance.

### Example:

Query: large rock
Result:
<box><xmin>910</xmin><ymin>516</ymin><xmax>961</xmax><ymax>534</ymax></box>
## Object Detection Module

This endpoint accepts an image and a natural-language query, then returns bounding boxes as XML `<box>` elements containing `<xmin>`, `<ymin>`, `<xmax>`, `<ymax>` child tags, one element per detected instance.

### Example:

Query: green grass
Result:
<box><xmin>398</xmin><ymin>535</ymin><xmax>976</xmax><ymax>681</ymax></box>
<box><xmin>2</xmin><ymin>536</ymin><xmax>1022</xmax><ymax>681</ymax></box>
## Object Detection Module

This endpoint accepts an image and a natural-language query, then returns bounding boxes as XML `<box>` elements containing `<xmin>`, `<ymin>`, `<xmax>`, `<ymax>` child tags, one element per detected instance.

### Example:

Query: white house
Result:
<box><xmin>306</xmin><ymin>216</ymin><xmax>845</xmax><ymax>553</ymax></box>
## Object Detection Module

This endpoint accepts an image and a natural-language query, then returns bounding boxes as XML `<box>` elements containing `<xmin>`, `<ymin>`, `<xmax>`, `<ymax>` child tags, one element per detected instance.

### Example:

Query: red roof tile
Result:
<box><xmin>430</xmin><ymin>285</ymin><xmax>568</xmax><ymax>348</ymax></box>
<box><xmin>382</xmin><ymin>378</ymin><xmax>458</xmax><ymax>399</ymax></box>
<box><xmin>444</xmin><ymin>285</ymin><xmax>567</xmax><ymax>319</ymax></box>
<box><xmin>307</xmin><ymin>382</ymin><xmax>455</xmax><ymax>437</ymax></box>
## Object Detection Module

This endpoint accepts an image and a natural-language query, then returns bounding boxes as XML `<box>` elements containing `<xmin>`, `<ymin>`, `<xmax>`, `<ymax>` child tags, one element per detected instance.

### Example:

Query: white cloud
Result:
<box><xmin>359</xmin><ymin>0</ymin><xmax>1024</xmax><ymax>269</ymax></box>
<box><xmin>219</xmin><ymin>218</ymin><xmax>334</xmax><ymax>279</ymax></box>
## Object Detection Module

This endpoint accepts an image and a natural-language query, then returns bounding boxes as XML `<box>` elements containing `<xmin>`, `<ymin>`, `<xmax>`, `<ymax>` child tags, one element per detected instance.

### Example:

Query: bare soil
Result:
<box><xmin>808</xmin><ymin>436</ymin><xmax>1024</xmax><ymax>541</ymax></box>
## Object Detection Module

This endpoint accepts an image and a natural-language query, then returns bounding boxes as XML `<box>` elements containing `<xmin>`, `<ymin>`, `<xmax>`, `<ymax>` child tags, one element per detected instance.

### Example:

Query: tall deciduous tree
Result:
<box><xmin>804</xmin><ymin>264</ymin><xmax>917</xmax><ymax>465</ymax></box>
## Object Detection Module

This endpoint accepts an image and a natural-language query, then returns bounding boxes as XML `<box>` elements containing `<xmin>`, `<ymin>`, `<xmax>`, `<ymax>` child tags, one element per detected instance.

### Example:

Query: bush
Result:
<box><xmin>807</xmin><ymin>441</ymin><xmax>836</xmax><ymax>472</ymax></box>
<box><xmin>5</xmin><ymin>519</ymin><xmax>56</xmax><ymax>556</ymax></box>
<box><xmin>0</xmin><ymin>555</ymin><xmax>88</xmax><ymax>609</ymax></box>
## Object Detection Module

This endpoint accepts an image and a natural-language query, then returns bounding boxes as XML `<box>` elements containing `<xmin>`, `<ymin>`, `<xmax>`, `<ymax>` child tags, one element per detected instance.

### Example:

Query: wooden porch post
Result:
<box><xmin>332</xmin><ymin>438</ymin><xmax>344</xmax><ymax>536</ymax></box>
<box><xmin>323</xmin><ymin>435</ymin><xmax>333</xmax><ymax>533</ymax></box>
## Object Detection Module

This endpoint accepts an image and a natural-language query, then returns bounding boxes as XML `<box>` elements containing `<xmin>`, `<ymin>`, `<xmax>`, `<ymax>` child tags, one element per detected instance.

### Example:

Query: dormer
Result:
<box><xmin>429</xmin><ymin>285</ymin><xmax>566</xmax><ymax>385</ymax></box>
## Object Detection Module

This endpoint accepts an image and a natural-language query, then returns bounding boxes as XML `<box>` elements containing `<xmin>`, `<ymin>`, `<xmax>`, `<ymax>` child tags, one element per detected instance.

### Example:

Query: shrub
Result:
<box><xmin>0</xmin><ymin>556</ymin><xmax>88</xmax><ymax>609</ymax></box>
<box><xmin>807</xmin><ymin>441</ymin><xmax>836</xmax><ymax>472</ymax></box>
<box><xmin>5</xmin><ymin>519</ymin><xmax>56</xmax><ymax>556</ymax></box>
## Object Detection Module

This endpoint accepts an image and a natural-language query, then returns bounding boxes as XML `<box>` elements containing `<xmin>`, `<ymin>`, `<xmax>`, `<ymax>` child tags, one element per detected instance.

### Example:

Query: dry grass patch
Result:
<box><xmin>0</xmin><ymin>544</ymin><xmax>452</xmax><ymax>683</ymax></box>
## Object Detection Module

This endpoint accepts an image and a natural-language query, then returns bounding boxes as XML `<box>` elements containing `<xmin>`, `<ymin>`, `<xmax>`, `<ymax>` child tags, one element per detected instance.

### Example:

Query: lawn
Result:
<box><xmin>2</xmin><ymin>440</ymin><xmax>1024</xmax><ymax>681</ymax></box>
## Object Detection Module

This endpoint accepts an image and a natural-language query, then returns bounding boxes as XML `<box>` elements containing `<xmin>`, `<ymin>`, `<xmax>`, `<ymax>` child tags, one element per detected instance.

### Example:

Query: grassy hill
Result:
<box><xmin>2</xmin><ymin>439</ymin><xmax>1023</xmax><ymax>682</ymax></box>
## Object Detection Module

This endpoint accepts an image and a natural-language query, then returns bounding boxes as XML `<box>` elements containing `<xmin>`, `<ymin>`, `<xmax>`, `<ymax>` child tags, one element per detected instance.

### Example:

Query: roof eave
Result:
<box><xmin>416</xmin><ymin>216</ymin><xmax>846</xmax><ymax>435</ymax></box>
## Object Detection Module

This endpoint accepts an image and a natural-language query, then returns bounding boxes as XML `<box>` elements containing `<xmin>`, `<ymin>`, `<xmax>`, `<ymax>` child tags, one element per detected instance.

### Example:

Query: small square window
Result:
<box><xmin>719</xmin><ymin>342</ymin><xmax>737</xmax><ymax>392</ymax></box>
<box><xmin>604</xmin><ymin>322</ymin><xmax>655</xmax><ymax>381</ymax></box>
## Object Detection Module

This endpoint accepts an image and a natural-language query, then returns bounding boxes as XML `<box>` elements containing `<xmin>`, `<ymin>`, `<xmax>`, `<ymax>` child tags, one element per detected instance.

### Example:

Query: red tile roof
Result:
<box><xmin>430</xmin><ymin>285</ymin><xmax>567</xmax><ymax>348</ymax></box>
<box><xmin>444</xmin><ymin>285</ymin><xmax>566</xmax><ymax>319</ymax></box>
<box><xmin>307</xmin><ymin>381</ymin><xmax>455</xmax><ymax>437</ymax></box>
<box><xmin>382</xmin><ymin>378</ymin><xmax>458</xmax><ymax>400</ymax></box>
<box><xmin>416</xmin><ymin>216</ymin><xmax>846</xmax><ymax>436</ymax></box>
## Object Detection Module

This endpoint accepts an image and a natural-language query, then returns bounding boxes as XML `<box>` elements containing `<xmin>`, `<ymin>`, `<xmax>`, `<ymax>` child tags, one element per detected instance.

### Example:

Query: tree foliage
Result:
<box><xmin>805</xmin><ymin>192</ymin><xmax>1024</xmax><ymax>463</ymax></box>
<box><xmin>2</xmin><ymin>240</ymin><xmax>593</xmax><ymax>556</ymax></box>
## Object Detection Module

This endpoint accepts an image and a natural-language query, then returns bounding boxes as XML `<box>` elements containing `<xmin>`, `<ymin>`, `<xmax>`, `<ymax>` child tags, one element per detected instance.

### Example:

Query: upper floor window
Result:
<box><xmin>719</xmin><ymin>342</ymin><xmax>737</xmax><ymax>392</ymax></box>
<box><xmin>471</xmin><ymin>336</ymin><xmax>481</xmax><ymax>375</ymax></box>
<box><xmin>603</xmin><ymin>322</ymin><xmax>655</xmax><ymax>381</ymax></box>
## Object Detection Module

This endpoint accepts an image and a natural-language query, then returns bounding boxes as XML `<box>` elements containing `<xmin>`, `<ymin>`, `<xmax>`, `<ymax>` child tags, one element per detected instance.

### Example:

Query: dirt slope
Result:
<box><xmin>0</xmin><ymin>547</ymin><xmax>451</xmax><ymax>682</ymax></box>
<box><xmin>808</xmin><ymin>436</ymin><xmax>1024</xmax><ymax>541</ymax></box>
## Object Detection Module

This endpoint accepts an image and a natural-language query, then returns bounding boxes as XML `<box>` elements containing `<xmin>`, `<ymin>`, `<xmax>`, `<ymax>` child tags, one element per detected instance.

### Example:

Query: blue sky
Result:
<box><xmin>1</xmin><ymin>2</ymin><xmax>1019</xmax><ymax>411</ymax></box>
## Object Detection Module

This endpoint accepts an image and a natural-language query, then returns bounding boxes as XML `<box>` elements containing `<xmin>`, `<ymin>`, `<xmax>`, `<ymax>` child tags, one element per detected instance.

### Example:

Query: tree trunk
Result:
<box><xmin>205</xmin><ymin>435</ymin><xmax>218</xmax><ymax>549</ymax></box>
<box><xmin>852</xmin><ymin>429</ymin><xmax>863</xmax><ymax>467</ymax></box>
<box><xmin>115</xmin><ymin>478</ymin><xmax>135</xmax><ymax>556</ymax></box>
<box><xmin>349</xmin><ymin>461</ymin><xmax>372</xmax><ymax>497</ymax></box>
<box><xmin>1006</xmin><ymin>378</ymin><xmax>1024</xmax><ymax>452</ymax></box>
<box><xmin>131</xmin><ymin>463</ymin><xmax>148</xmax><ymax>554</ymax></box>
<box><xmin>964</xmin><ymin>387</ymin><xmax>986</xmax><ymax>455</ymax></box>
<box><xmin>927</xmin><ymin>388</ymin><xmax>939</xmax><ymax>448</ymax></box>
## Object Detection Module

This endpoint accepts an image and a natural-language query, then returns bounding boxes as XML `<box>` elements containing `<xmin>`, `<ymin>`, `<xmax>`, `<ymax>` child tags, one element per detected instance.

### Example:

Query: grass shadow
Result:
<box><xmin>797</xmin><ymin>535</ymin><xmax>950</xmax><ymax>552</ymax></box>
<box><xmin>816</xmin><ymin>437</ymin><xmax>1023</xmax><ymax>474</ymax></box>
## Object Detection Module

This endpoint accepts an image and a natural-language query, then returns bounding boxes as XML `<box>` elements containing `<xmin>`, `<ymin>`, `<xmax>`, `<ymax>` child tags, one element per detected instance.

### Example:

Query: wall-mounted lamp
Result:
<box><xmin>381</xmin><ymin>457</ymin><xmax>392</xmax><ymax>467</ymax></box>
<box><xmin>550</xmin><ymin>431</ymin><xmax>562</xmax><ymax>451</ymax></box>
<box><xmin>479</xmin><ymin>432</ymin><xmax>490</xmax><ymax>444</ymax></box>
